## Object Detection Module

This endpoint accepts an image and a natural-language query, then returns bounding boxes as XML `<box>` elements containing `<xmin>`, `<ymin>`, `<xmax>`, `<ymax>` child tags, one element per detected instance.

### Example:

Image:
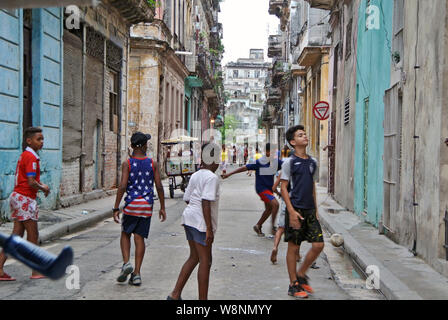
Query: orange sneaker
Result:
<box><xmin>298</xmin><ymin>276</ymin><xmax>314</xmax><ymax>294</ymax></box>
<box><xmin>288</xmin><ymin>281</ymin><xmax>308</xmax><ymax>299</ymax></box>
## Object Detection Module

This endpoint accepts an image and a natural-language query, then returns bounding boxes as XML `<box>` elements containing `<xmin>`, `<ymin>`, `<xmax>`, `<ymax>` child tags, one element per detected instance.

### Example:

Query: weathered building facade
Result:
<box><xmin>306</xmin><ymin>0</ymin><xmax>448</xmax><ymax>276</ymax></box>
<box><xmin>127</xmin><ymin>0</ymin><xmax>224</xmax><ymax>175</ymax></box>
<box><xmin>60</xmin><ymin>1</ymin><xmax>154</xmax><ymax>207</ymax></box>
<box><xmin>224</xmin><ymin>49</ymin><xmax>270</xmax><ymax>134</ymax></box>
<box><xmin>0</xmin><ymin>8</ymin><xmax>64</xmax><ymax>216</ymax></box>
<box><xmin>266</xmin><ymin>0</ymin><xmax>331</xmax><ymax>182</ymax></box>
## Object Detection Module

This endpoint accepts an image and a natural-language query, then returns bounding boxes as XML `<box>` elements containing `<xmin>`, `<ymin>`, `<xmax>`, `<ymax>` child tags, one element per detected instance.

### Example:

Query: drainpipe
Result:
<box><xmin>411</xmin><ymin>1</ymin><xmax>420</xmax><ymax>256</ymax></box>
<box><xmin>445</xmin><ymin>209</ymin><xmax>448</xmax><ymax>260</ymax></box>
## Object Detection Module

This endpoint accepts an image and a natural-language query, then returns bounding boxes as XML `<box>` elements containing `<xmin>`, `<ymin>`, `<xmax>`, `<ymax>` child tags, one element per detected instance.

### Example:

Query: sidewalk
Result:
<box><xmin>0</xmin><ymin>179</ymin><xmax>170</xmax><ymax>245</ymax></box>
<box><xmin>316</xmin><ymin>185</ymin><xmax>448</xmax><ymax>300</ymax></box>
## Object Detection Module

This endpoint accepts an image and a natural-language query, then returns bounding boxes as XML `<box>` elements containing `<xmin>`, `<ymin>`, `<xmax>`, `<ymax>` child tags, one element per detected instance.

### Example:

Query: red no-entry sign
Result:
<box><xmin>313</xmin><ymin>101</ymin><xmax>330</xmax><ymax>121</ymax></box>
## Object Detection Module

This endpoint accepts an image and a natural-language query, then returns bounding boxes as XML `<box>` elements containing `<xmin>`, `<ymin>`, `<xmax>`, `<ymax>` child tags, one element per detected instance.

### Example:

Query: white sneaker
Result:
<box><xmin>117</xmin><ymin>262</ymin><xmax>133</xmax><ymax>282</ymax></box>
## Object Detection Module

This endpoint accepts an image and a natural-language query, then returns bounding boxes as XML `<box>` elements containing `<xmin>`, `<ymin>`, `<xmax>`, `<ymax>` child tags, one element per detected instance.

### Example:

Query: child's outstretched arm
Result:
<box><xmin>153</xmin><ymin>161</ymin><xmax>166</xmax><ymax>222</ymax></box>
<box><xmin>221</xmin><ymin>166</ymin><xmax>248</xmax><ymax>179</ymax></box>
<box><xmin>113</xmin><ymin>161</ymin><xmax>129</xmax><ymax>223</ymax></box>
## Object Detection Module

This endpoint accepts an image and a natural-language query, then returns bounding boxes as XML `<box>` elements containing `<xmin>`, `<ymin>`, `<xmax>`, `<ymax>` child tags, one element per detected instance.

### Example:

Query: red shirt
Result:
<box><xmin>13</xmin><ymin>147</ymin><xmax>41</xmax><ymax>199</ymax></box>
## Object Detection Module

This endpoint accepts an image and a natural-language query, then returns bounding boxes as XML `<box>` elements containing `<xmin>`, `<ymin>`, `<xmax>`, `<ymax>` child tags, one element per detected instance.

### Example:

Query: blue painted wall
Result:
<box><xmin>353</xmin><ymin>0</ymin><xmax>393</xmax><ymax>226</ymax></box>
<box><xmin>0</xmin><ymin>8</ymin><xmax>63</xmax><ymax>218</ymax></box>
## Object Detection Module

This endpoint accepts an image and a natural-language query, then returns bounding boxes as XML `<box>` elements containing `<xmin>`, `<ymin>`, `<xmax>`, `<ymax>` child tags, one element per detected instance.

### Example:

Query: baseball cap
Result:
<box><xmin>131</xmin><ymin>132</ymin><xmax>151</xmax><ymax>148</ymax></box>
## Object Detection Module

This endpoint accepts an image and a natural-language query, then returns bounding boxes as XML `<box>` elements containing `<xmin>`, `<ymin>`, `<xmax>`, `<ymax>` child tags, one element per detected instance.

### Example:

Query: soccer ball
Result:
<box><xmin>330</xmin><ymin>233</ymin><xmax>344</xmax><ymax>247</ymax></box>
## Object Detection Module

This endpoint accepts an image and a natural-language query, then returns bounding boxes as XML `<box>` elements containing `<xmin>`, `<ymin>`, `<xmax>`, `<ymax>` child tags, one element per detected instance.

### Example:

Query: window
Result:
<box><xmin>233</xmin><ymin>70</ymin><xmax>239</xmax><ymax>78</ymax></box>
<box><xmin>345</xmin><ymin>19</ymin><xmax>353</xmax><ymax>60</ymax></box>
<box><xmin>392</xmin><ymin>0</ymin><xmax>404</xmax><ymax>65</ymax></box>
<box><xmin>255</xmin><ymin>70</ymin><xmax>260</xmax><ymax>78</ymax></box>
<box><xmin>344</xmin><ymin>98</ymin><xmax>350</xmax><ymax>125</ymax></box>
<box><xmin>246</xmin><ymin>71</ymin><xmax>251</xmax><ymax>78</ymax></box>
<box><xmin>109</xmin><ymin>71</ymin><xmax>119</xmax><ymax>133</ymax></box>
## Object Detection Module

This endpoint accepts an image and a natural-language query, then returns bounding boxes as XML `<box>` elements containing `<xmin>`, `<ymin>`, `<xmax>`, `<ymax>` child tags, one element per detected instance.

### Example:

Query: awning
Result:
<box><xmin>161</xmin><ymin>136</ymin><xmax>199</xmax><ymax>145</ymax></box>
<box><xmin>185</xmin><ymin>76</ymin><xmax>203</xmax><ymax>88</ymax></box>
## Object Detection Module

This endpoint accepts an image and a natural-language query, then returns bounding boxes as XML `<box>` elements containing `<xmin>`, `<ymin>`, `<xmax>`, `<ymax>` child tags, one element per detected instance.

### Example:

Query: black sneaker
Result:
<box><xmin>288</xmin><ymin>281</ymin><xmax>308</xmax><ymax>299</ymax></box>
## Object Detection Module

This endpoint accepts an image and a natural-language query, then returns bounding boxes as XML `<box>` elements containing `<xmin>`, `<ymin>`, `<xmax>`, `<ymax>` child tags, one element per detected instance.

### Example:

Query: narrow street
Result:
<box><xmin>0</xmin><ymin>167</ymin><xmax>383</xmax><ymax>300</ymax></box>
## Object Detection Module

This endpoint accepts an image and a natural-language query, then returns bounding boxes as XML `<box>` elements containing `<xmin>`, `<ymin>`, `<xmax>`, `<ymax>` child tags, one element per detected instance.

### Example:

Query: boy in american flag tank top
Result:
<box><xmin>113</xmin><ymin>132</ymin><xmax>166</xmax><ymax>286</ymax></box>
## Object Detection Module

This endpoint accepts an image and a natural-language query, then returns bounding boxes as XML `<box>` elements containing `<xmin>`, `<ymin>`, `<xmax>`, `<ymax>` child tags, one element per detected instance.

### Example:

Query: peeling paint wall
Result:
<box><xmin>0</xmin><ymin>8</ymin><xmax>64</xmax><ymax>218</ymax></box>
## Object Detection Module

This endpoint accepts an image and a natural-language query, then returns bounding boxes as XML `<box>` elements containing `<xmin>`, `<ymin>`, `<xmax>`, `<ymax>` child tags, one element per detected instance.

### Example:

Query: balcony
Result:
<box><xmin>267</xmin><ymin>87</ymin><xmax>281</xmax><ymax>105</ymax></box>
<box><xmin>108</xmin><ymin>0</ymin><xmax>155</xmax><ymax>24</ymax></box>
<box><xmin>268</xmin><ymin>35</ymin><xmax>282</xmax><ymax>58</ymax></box>
<box><xmin>291</xmin><ymin>64</ymin><xmax>306</xmax><ymax>77</ymax></box>
<box><xmin>197</xmin><ymin>53</ymin><xmax>213</xmax><ymax>89</ymax></box>
<box><xmin>298</xmin><ymin>47</ymin><xmax>330</xmax><ymax>67</ymax></box>
<box><xmin>271</xmin><ymin>59</ymin><xmax>288</xmax><ymax>84</ymax></box>
<box><xmin>304</xmin><ymin>0</ymin><xmax>335</xmax><ymax>10</ymax></box>
<box><xmin>269</xmin><ymin>0</ymin><xmax>287</xmax><ymax>18</ymax></box>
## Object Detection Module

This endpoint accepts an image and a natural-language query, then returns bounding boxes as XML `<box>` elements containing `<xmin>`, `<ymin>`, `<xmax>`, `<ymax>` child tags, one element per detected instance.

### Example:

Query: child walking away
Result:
<box><xmin>0</xmin><ymin>127</ymin><xmax>50</xmax><ymax>281</ymax></box>
<box><xmin>281</xmin><ymin>125</ymin><xmax>323</xmax><ymax>299</ymax></box>
<box><xmin>222</xmin><ymin>143</ymin><xmax>282</xmax><ymax>236</ymax></box>
<box><xmin>168</xmin><ymin>142</ymin><xmax>220</xmax><ymax>300</ymax></box>
<box><xmin>113</xmin><ymin>132</ymin><xmax>166</xmax><ymax>286</ymax></box>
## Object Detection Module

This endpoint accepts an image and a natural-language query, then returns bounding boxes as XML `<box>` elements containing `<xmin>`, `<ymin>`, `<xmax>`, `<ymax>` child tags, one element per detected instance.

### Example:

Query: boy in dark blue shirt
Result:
<box><xmin>281</xmin><ymin>125</ymin><xmax>323</xmax><ymax>299</ymax></box>
<box><xmin>222</xmin><ymin>143</ymin><xmax>282</xmax><ymax>236</ymax></box>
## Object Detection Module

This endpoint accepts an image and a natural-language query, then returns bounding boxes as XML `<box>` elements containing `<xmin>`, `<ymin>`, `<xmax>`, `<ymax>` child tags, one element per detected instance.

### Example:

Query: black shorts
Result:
<box><xmin>284</xmin><ymin>208</ymin><xmax>324</xmax><ymax>245</ymax></box>
<box><xmin>122</xmin><ymin>214</ymin><xmax>152</xmax><ymax>239</ymax></box>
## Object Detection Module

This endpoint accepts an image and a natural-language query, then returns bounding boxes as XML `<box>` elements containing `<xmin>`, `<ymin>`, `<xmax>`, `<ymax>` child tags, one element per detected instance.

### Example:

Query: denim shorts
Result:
<box><xmin>184</xmin><ymin>225</ymin><xmax>207</xmax><ymax>246</ymax></box>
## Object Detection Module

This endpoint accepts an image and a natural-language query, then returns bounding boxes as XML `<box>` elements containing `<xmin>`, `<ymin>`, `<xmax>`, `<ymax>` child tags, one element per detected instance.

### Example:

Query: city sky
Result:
<box><xmin>219</xmin><ymin>0</ymin><xmax>279</xmax><ymax>65</ymax></box>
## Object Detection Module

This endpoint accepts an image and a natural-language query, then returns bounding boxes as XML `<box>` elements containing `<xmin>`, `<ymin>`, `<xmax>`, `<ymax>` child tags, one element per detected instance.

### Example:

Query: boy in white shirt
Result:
<box><xmin>168</xmin><ymin>142</ymin><xmax>221</xmax><ymax>300</ymax></box>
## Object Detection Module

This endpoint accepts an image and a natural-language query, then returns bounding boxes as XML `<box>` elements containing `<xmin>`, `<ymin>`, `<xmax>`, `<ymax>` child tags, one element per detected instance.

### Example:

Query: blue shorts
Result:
<box><xmin>122</xmin><ymin>214</ymin><xmax>152</xmax><ymax>239</ymax></box>
<box><xmin>184</xmin><ymin>225</ymin><xmax>207</xmax><ymax>246</ymax></box>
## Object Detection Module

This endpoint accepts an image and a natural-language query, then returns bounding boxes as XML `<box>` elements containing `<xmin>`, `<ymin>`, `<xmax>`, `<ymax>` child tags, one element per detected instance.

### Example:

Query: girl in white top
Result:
<box><xmin>169</xmin><ymin>142</ymin><xmax>221</xmax><ymax>301</ymax></box>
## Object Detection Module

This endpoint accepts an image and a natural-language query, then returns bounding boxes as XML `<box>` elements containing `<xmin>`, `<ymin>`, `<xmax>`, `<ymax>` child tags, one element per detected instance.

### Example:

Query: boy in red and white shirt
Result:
<box><xmin>0</xmin><ymin>127</ymin><xmax>50</xmax><ymax>281</ymax></box>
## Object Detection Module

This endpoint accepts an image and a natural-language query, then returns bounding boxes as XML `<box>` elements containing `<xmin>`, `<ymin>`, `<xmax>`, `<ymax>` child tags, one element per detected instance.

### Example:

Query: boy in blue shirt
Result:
<box><xmin>281</xmin><ymin>125</ymin><xmax>323</xmax><ymax>299</ymax></box>
<box><xmin>222</xmin><ymin>143</ymin><xmax>282</xmax><ymax>236</ymax></box>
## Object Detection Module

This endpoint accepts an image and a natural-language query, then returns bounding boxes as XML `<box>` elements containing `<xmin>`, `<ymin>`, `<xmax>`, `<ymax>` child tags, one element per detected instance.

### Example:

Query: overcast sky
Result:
<box><xmin>219</xmin><ymin>0</ymin><xmax>280</xmax><ymax>66</ymax></box>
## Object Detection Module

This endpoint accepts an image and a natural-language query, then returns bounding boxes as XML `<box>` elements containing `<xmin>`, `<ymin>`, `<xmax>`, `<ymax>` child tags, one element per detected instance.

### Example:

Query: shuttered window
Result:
<box><xmin>344</xmin><ymin>97</ymin><xmax>350</xmax><ymax>125</ymax></box>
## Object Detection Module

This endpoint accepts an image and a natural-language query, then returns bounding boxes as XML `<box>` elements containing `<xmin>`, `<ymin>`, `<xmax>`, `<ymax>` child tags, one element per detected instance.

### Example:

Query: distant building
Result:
<box><xmin>224</xmin><ymin>49</ymin><xmax>270</xmax><ymax>137</ymax></box>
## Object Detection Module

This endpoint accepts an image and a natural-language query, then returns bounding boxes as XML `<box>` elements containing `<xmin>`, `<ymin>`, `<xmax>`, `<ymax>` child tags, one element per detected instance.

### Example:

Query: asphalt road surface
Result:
<box><xmin>0</xmin><ymin>166</ymin><xmax>384</xmax><ymax>300</ymax></box>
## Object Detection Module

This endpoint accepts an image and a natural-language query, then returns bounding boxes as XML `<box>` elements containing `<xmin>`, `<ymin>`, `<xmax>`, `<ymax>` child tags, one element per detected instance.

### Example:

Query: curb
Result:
<box><xmin>38</xmin><ymin>208</ymin><xmax>114</xmax><ymax>244</ymax></box>
<box><xmin>319</xmin><ymin>210</ymin><xmax>422</xmax><ymax>300</ymax></box>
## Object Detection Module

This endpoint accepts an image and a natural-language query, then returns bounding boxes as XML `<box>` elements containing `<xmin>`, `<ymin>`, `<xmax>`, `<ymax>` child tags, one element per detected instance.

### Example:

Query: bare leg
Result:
<box><xmin>170</xmin><ymin>240</ymin><xmax>199</xmax><ymax>300</ymax></box>
<box><xmin>297</xmin><ymin>242</ymin><xmax>324</xmax><ymax>278</ymax></box>
<box><xmin>269</xmin><ymin>199</ymin><xmax>279</xmax><ymax>233</ymax></box>
<box><xmin>0</xmin><ymin>221</ymin><xmax>24</xmax><ymax>276</ymax></box>
<box><xmin>22</xmin><ymin>220</ymin><xmax>40</xmax><ymax>277</ymax></box>
<box><xmin>133</xmin><ymin>234</ymin><xmax>146</xmax><ymax>275</ymax></box>
<box><xmin>256</xmin><ymin>200</ymin><xmax>277</xmax><ymax>228</ymax></box>
<box><xmin>270</xmin><ymin>227</ymin><xmax>284</xmax><ymax>264</ymax></box>
<box><xmin>286</xmin><ymin>242</ymin><xmax>300</xmax><ymax>285</ymax></box>
<box><xmin>120</xmin><ymin>232</ymin><xmax>131</xmax><ymax>264</ymax></box>
<box><xmin>195</xmin><ymin>241</ymin><xmax>213</xmax><ymax>300</ymax></box>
